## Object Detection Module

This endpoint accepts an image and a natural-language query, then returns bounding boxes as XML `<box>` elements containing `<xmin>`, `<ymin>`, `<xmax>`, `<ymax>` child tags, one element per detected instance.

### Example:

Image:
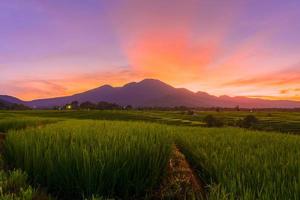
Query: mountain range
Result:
<box><xmin>1</xmin><ymin>79</ymin><xmax>300</xmax><ymax>108</ymax></box>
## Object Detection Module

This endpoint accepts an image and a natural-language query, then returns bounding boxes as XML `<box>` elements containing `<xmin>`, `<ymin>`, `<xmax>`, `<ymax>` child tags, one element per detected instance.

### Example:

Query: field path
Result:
<box><xmin>157</xmin><ymin>145</ymin><xmax>207</xmax><ymax>199</ymax></box>
<box><xmin>0</xmin><ymin>132</ymin><xmax>6</xmax><ymax>153</ymax></box>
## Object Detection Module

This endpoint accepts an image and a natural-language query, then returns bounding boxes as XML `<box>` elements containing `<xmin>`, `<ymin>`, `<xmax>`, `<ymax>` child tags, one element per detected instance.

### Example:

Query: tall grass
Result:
<box><xmin>0</xmin><ymin>117</ymin><xmax>58</xmax><ymax>132</ymax></box>
<box><xmin>176</xmin><ymin>127</ymin><xmax>300</xmax><ymax>199</ymax></box>
<box><xmin>3</xmin><ymin>114</ymin><xmax>300</xmax><ymax>199</ymax></box>
<box><xmin>4</xmin><ymin>120</ymin><xmax>172</xmax><ymax>199</ymax></box>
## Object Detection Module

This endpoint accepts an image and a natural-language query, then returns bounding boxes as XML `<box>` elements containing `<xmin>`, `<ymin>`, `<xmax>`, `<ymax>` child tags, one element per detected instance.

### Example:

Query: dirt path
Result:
<box><xmin>0</xmin><ymin>132</ymin><xmax>6</xmax><ymax>153</ymax></box>
<box><xmin>0</xmin><ymin>132</ymin><xmax>6</xmax><ymax>138</ymax></box>
<box><xmin>156</xmin><ymin>145</ymin><xmax>207</xmax><ymax>199</ymax></box>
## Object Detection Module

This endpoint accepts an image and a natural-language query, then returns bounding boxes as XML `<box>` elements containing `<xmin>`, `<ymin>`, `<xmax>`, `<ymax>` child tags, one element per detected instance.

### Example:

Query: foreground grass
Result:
<box><xmin>4</xmin><ymin>120</ymin><xmax>172</xmax><ymax>199</ymax></box>
<box><xmin>176</xmin><ymin>127</ymin><xmax>300</xmax><ymax>199</ymax></box>
<box><xmin>0</xmin><ymin>169</ymin><xmax>36</xmax><ymax>200</ymax></box>
<box><xmin>0</xmin><ymin>154</ymin><xmax>52</xmax><ymax>200</ymax></box>
<box><xmin>1</xmin><ymin>114</ymin><xmax>299</xmax><ymax>199</ymax></box>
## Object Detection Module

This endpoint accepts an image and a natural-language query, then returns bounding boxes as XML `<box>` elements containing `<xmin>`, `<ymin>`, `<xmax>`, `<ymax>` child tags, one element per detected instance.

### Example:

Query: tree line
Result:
<box><xmin>0</xmin><ymin>100</ymin><xmax>30</xmax><ymax>110</ymax></box>
<box><xmin>59</xmin><ymin>101</ymin><xmax>132</xmax><ymax>110</ymax></box>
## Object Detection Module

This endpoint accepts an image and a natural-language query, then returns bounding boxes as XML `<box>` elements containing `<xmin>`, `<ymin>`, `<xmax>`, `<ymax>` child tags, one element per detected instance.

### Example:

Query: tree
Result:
<box><xmin>97</xmin><ymin>101</ymin><xmax>121</xmax><ymax>110</ymax></box>
<box><xmin>125</xmin><ymin>105</ymin><xmax>133</xmax><ymax>110</ymax></box>
<box><xmin>237</xmin><ymin>115</ymin><xmax>258</xmax><ymax>128</ymax></box>
<box><xmin>0</xmin><ymin>100</ymin><xmax>30</xmax><ymax>110</ymax></box>
<box><xmin>10</xmin><ymin>103</ymin><xmax>30</xmax><ymax>110</ymax></box>
<box><xmin>187</xmin><ymin>110</ymin><xmax>194</xmax><ymax>115</ymax></box>
<box><xmin>71</xmin><ymin>101</ymin><xmax>79</xmax><ymax>109</ymax></box>
<box><xmin>175</xmin><ymin>106</ymin><xmax>188</xmax><ymax>111</ymax></box>
<box><xmin>80</xmin><ymin>101</ymin><xmax>96</xmax><ymax>110</ymax></box>
<box><xmin>0</xmin><ymin>101</ymin><xmax>8</xmax><ymax>110</ymax></box>
<box><xmin>203</xmin><ymin>115</ymin><xmax>224</xmax><ymax>127</ymax></box>
<box><xmin>52</xmin><ymin>106</ymin><xmax>62</xmax><ymax>110</ymax></box>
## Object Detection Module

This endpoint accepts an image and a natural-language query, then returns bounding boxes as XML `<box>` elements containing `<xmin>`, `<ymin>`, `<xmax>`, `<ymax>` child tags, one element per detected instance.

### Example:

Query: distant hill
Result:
<box><xmin>1</xmin><ymin>79</ymin><xmax>300</xmax><ymax>108</ymax></box>
<box><xmin>0</xmin><ymin>98</ymin><xmax>12</xmax><ymax>109</ymax></box>
<box><xmin>0</xmin><ymin>95</ymin><xmax>30</xmax><ymax>110</ymax></box>
<box><xmin>0</xmin><ymin>95</ymin><xmax>25</xmax><ymax>105</ymax></box>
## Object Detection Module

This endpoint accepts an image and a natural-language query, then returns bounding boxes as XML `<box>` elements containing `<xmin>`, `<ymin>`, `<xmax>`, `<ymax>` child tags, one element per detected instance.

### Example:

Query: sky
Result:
<box><xmin>0</xmin><ymin>0</ymin><xmax>300</xmax><ymax>101</ymax></box>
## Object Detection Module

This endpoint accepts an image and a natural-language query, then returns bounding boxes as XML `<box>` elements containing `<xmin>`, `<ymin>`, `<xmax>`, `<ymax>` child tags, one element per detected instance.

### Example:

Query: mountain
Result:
<box><xmin>0</xmin><ymin>95</ymin><xmax>25</xmax><ymax>104</ymax></box>
<box><xmin>1</xmin><ymin>79</ymin><xmax>300</xmax><ymax>108</ymax></box>
<box><xmin>0</xmin><ymin>98</ymin><xmax>12</xmax><ymax>109</ymax></box>
<box><xmin>0</xmin><ymin>95</ymin><xmax>30</xmax><ymax>110</ymax></box>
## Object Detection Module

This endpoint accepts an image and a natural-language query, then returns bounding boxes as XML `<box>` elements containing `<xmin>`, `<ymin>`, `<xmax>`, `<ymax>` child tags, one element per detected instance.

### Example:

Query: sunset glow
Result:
<box><xmin>1</xmin><ymin>0</ymin><xmax>300</xmax><ymax>100</ymax></box>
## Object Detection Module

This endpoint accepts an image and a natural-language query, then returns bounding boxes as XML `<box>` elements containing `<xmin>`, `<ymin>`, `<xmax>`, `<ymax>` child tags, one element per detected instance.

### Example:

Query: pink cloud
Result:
<box><xmin>223</xmin><ymin>64</ymin><xmax>300</xmax><ymax>87</ymax></box>
<box><xmin>1</xmin><ymin>68</ymin><xmax>146</xmax><ymax>100</ymax></box>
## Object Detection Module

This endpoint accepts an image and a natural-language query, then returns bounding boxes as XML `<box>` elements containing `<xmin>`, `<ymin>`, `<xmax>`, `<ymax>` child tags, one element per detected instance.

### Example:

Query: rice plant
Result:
<box><xmin>4</xmin><ymin>120</ymin><xmax>172</xmax><ymax>199</ymax></box>
<box><xmin>2</xmin><ymin>112</ymin><xmax>300</xmax><ymax>199</ymax></box>
<box><xmin>176</xmin><ymin>127</ymin><xmax>300</xmax><ymax>200</ymax></box>
<box><xmin>0</xmin><ymin>117</ymin><xmax>58</xmax><ymax>132</ymax></box>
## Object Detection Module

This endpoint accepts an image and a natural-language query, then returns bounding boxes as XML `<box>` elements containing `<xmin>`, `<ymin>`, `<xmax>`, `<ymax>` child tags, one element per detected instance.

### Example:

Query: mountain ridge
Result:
<box><xmin>1</xmin><ymin>79</ymin><xmax>300</xmax><ymax>108</ymax></box>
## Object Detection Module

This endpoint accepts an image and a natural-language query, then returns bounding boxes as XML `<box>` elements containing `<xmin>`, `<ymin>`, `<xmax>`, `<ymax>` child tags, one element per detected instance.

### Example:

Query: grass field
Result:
<box><xmin>0</xmin><ymin>110</ymin><xmax>299</xmax><ymax>199</ymax></box>
<box><xmin>0</xmin><ymin>117</ymin><xmax>58</xmax><ymax>133</ymax></box>
<box><xmin>1</xmin><ymin>110</ymin><xmax>300</xmax><ymax>133</ymax></box>
<box><xmin>176</xmin><ymin>127</ymin><xmax>300</xmax><ymax>200</ymax></box>
<box><xmin>4</xmin><ymin>120</ymin><xmax>172</xmax><ymax>199</ymax></box>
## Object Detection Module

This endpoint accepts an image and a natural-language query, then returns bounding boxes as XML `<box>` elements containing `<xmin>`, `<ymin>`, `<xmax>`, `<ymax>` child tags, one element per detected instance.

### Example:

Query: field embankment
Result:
<box><xmin>158</xmin><ymin>145</ymin><xmax>206</xmax><ymax>199</ymax></box>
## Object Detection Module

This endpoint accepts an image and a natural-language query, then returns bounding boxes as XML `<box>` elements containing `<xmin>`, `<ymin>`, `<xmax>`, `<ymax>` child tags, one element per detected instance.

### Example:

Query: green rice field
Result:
<box><xmin>0</xmin><ymin>110</ymin><xmax>299</xmax><ymax>199</ymax></box>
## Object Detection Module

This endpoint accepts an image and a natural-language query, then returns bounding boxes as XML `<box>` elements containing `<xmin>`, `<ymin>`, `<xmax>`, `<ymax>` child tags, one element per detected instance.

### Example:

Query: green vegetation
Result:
<box><xmin>0</xmin><ymin>101</ymin><xmax>30</xmax><ymax>110</ymax></box>
<box><xmin>236</xmin><ymin>115</ymin><xmax>259</xmax><ymax>128</ymax></box>
<box><xmin>0</xmin><ymin>110</ymin><xmax>299</xmax><ymax>199</ymax></box>
<box><xmin>203</xmin><ymin>115</ymin><xmax>224</xmax><ymax>127</ymax></box>
<box><xmin>0</xmin><ymin>155</ymin><xmax>51</xmax><ymax>200</ymax></box>
<box><xmin>0</xmin><ymin>169</ymin><xmax>36</xmax><ymax>200</ymax></box>
<box><xmin>4</xmin><ymin>120</ymin><xmax>172</xmax><ymax>199</ymax></box>
<box><xmin>192</xmin><ymin>111</ymin><xmax>300</xmax><ymax>134</ymax></box>
<box><xmin>1</xmin><ymin>110</ymin><xmax>299</xmax><ymax>134</ymax></box>
<box><xmin>0</xmin><ymin>117</ymin><xmax>58</xmax><ymax>132</ymax></box>
<box><xmin>176</xmin><ymin>127</ymin><xmax>300</xmax><ymax>199</ymax></box>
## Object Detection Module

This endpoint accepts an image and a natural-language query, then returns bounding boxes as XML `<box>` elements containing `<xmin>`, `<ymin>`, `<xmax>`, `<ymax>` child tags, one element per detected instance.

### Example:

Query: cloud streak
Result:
<box><xmin>223</xmin><ymin>64</ymin><xmax>300</xmax><ymax>87</ymax></box>
<box><xmin>0</xmin><ymin>68</ymin><xmax>145</xmax><ymax>100</ymax></box>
